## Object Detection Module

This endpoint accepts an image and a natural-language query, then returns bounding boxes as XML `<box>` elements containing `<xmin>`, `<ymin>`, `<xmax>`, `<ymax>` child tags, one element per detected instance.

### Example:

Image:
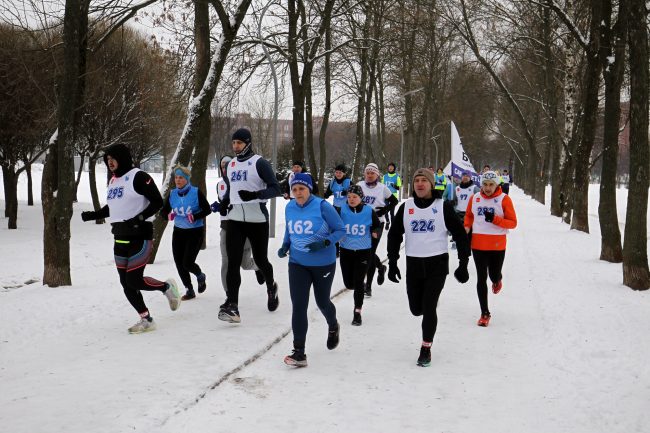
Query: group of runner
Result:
<box><xmin>80</xmin><ymin>128</ymin><xmax>517</xmax><ymax>368</ymax></box>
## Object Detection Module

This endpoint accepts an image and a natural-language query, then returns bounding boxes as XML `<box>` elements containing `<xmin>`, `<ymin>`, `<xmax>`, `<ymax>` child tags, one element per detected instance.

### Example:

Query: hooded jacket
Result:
<box><xmin>93</xmin><ymin>144</ymin><xmax>163</xmax><ymax>239</ymax></box>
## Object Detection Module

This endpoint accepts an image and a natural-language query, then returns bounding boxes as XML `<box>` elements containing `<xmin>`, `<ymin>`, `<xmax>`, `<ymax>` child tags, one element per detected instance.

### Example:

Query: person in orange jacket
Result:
<box><xmin>464</xmin><ymin>171</ymin><xmax>517</xmax><ymax>327</ymax></box>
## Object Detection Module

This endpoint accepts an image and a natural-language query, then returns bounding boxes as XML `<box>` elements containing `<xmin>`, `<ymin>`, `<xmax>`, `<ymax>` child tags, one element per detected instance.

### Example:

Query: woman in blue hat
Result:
<box><xmin>278</xmin><ymin>173</ymin><xmax>346</xmax><ymax>367</ymax></box>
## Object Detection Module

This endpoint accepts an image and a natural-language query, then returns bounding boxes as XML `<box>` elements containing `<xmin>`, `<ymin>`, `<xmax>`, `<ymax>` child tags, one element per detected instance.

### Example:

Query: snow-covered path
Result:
<box><xmin>1</xmin><ymin>183</ymin><xmax>649</xmax><ymax>433</ymax></box>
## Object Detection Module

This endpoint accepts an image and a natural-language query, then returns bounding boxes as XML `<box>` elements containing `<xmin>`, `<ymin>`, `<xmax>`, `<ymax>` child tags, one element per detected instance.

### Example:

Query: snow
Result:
<box><xmin>1</xmin><ymin>171</ymin><xmax>649</xmax><ymax>433</ymax></box>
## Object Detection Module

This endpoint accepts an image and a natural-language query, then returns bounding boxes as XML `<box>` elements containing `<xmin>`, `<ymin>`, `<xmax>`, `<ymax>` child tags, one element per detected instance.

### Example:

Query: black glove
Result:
<box><xmin>277</xmin><ymin>244</ymin><xmax>290</xmax><ymax>258</ymax></box>
<box><xmin>238</xmin><ymin>190</ymin><xmax>258</xmax><ymax>202</ymax></box>
<box><xmin>484</xmin><ymin>208</ymin><xmax>495</xmax><ymax>223</ymax></box>
<box><xmin>125</xmin><ymin>214</ymin><xmax>144</xmax><ymax>228</ymax></box>
<box><xmin>454</xmin><ymin>258</ymin><xmax>469</xmax><ymax>283</ymax></box>
<box><xmin>388</xmin><ymin>261</ymin><xmax>401</xmax><ymax>283</ymax></box>
<box><xmin>307</xmin><ymin>239</ymin><xmax>330</xmax><ymax>252</ymax></box>
<box><xmin>81</xmin><ymin>211</ymin><xmax>97</xmax><ymax>222</ymax></box>
<box><xmin>210</xmin><ymin>201</ymin><xmax>220</xmax><ymax>213</ymax></box>
<box><xmin>375</xmin><ymin>206</ymin><xmax>388</xmax><ymax>217</ymax></box>
<box><xmin>219</xmin><ymin>198</ymin><xmax>230</xmax><ymax>216</ymax></box>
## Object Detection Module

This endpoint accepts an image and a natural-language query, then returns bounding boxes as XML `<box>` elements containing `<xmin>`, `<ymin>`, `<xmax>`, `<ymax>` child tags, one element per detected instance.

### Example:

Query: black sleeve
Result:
<box><xmin>323</xmin><ymin>183</ymin><xmax>333</xmax><ymax>199</ymax></box>
<box><xmin>443</xmin><ymin>200</ymin><xmax>470</xmax><ymax>261</ymax></box>
<box><xmin>370</xmin><ymin>208</ymin><xmax>382</xmax><ymax>235</ymax></box>
<box><xmin>160</xmin><ymin>196</ymin><xmax>172</xmax><ymax>218</ymax></box>
<box><xmin>132</xmin><ymin>171</ymin><xmax>163</xmax><ymax>219</ymax></box>
<box><xmin>192</xmin><ymin>189</ymin><xmax>212</xmax><ymax>220</ymax></box>
<box><xmin>387</xmin><ymin>203</ymin><xmax>406</xmax><ymax>262</ymax></box>
<box><xmin>281</xmin><ymin>174</ymin><xmax>290</xmax><ymax>195</ymax></box>
<box><xmin>96</xmin><ymin>204</ymin><xmax>110</xmax><ymax>219</ymax></box>
<box><xmin>256</xmin><ymin>158</ymin><xmax>283</xmax><ymax>199</ymax></box>
<box><xmin>223</xmin><ymin>173</ymin><xmax>230</xmax><ymax>202</ymax></box>
<box><xmin>385</xmin><ymin>194</ymin><xmax>398</xmax><ymax>210</ymax></box>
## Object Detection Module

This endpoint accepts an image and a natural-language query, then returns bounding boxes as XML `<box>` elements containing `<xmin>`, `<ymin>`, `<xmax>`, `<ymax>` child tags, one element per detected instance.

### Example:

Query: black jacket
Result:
<box><xmin>387</xmin><ymin>191</ymin><xmax>470</xmax><ymax>276</ymax></box>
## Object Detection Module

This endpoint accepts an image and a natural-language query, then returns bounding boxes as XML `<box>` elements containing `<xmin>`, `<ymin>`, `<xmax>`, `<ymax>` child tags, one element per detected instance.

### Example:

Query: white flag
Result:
<box><xmin>443</xmin><ymin>121</ymin><xmax>479</xmax><ymax>184</ymax></box>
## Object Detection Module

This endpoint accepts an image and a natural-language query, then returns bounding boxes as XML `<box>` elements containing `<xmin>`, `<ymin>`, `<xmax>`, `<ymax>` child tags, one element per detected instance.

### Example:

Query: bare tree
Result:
<box><xmin>622</xmin><ymin>0</ymin><xmax>649</xmax><ymax>290</ymax></box>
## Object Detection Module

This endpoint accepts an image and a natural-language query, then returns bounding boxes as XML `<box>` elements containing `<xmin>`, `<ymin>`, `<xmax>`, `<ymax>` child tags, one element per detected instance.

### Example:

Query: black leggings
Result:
<box><xmin>406</xmin><ymin>269</ymin><xmax>447</xmax><ymax>343</ymax></box>
<box><xmin>172</xmin><ymin>226</ymin><xmax>204</xmax><ymax>290</ymax></box>
<box><xmin>288</xmin><ymin>262</ymin><xmax>337</xmax><ymax>350</ymax></box>
<box><xmin>365</xmin><ymin>222</ymin><xmax>384</xmax><ymax>288</ymax></box>
<box><xmin>114</xmin><ymin>239</ymin><xmax>166</xmax><ymax>315</ymax></box>
<box><xmin>225</xmin><ymin>220</ymin><xmax>274</xmax><ymax>305</ymax></box>
<box><xmin>339</xmin><ymin>248</ymin><xmax>372</xmax><ymax>309</ymax></box>
<box><xmin>472</xmin><ymin>249</ymin><xmax>506</xmax><ymax>314</ymax></box>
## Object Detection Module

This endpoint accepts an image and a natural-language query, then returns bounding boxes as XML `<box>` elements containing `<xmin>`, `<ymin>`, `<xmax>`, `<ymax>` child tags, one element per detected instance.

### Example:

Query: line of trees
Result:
<box><xmin>1</xmin><ymin>0</ymin><xmax>647</xmax><ymax>290</ymax></box>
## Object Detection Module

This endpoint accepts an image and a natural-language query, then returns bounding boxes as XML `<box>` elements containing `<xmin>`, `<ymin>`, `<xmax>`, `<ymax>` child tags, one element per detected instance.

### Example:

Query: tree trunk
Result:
<box><xmin>288</xmin><ymin>0</ymin><xmax>304</xmax><ymax>164</ymax></box>
<box><xmin>3</xmin><ymin>165</ymin><xmax>10</xmax><ymax>217</ymax></box>
<box><xmin>305</xmin><ymin>75</ymin><xmax>318</xmax><ymax>183</ymax></box>
<box><xmin>622</xmin><ymin>0</ymin><xmax>649</xmax><ymax>290</ymax></box>
<box><xmin>2</xmin><ymin>165</ymin><xmax>19</xmax><ymax>229</ymax></box>
<box><xmin>42</xmin><ymin>0</ymin><xmax>89</xmax><ymax>286</ymax></box>
<box><xmin>189</xmin><ymin>0</ymin><xmax>212</xmax><ymax>251</ymax></box>
<box><xmin>570</xmin><ymin>1</ymin><xmax>603</xmax><ymax>233</ymax></box>
<box><xmin>88</xmin><ymin>155</ymin><xmax>105</xmax><ymax>224</ymax></box>
<box><xmin>598</xmin><ymin>0</ymin><xmax>626</xmax><ymax>263</ymax></box>
<box><xmin>148</xmin><ymin>0</ymin><xmax>252</xmax><ymax>263</ymax></box>
<box><xmin>317</xmin><ymin>25</ymin><xmax>332</xmax><ymax>193</ymax></box>
<box><xmin>74</xmin><ymin>151</ymin><xmax>85</xmax><ymax>202</ymax></box>
<box><xmin>26</xmin><ymin>162</ymin><xmax>34</xmax><ymax>206</ymax></box>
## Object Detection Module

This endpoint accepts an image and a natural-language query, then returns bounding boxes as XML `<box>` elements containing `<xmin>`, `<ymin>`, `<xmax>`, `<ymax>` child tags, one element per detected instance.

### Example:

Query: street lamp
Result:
<box><xmin>258</xmin><ymin>0</ymin><xmax>279</xmax><ymax>237</ymax></box>
<box><xmin>399</xmin><ymin>87</ymin><xmax>424</xmax><ymax>200</ymax></box>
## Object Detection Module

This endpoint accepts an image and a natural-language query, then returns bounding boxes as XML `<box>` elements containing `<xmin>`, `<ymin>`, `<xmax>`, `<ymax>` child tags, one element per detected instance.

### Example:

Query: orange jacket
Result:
<box><xmin>464</xmin><ymin>187</ymin><xmax>517</xmax><ymax>251</ymax></box>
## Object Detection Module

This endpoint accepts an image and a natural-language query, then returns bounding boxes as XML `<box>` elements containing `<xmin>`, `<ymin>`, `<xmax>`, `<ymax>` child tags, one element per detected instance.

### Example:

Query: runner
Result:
<box><xmin>387</xmin><ymin>168</ymin><xmax>470</xmax><ymax>366</ymax></box>
<box><xmin>278</xmin><ymin>173</ymin><xmax>345</xmax><ymax>367</ymax></box>
<box><xmin>161</xmin><ymin>165</ymin><xmax>211</xmax><ymax>300</ymax></box>
<box><xmin>80</xmin><ymin>143</ymin><xmax>181</xmax><ymax>334</ymax></box>
<box><xmin>464</xmin><ymin>171</ymin><xmax>518</xmax><ymax>327</ymax></box>
<box><xmin>338</xmin><ymin>184</ymin><xmax>381</xmax><ymax>325</ymax></box>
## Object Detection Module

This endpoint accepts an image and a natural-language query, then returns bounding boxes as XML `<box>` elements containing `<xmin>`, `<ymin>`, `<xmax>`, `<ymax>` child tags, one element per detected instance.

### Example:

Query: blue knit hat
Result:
<box><xmin>290</xmin><ymin>173</ymin><xmax>313</xmax><ymax>191</ymax></box>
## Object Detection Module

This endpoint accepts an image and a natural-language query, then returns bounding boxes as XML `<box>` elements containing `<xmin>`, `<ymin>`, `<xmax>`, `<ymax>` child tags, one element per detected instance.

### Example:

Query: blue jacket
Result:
<box><xmin>282</xmin><ymin>195</ymin><xmax>345</xmax><ymax>266</ymax></box>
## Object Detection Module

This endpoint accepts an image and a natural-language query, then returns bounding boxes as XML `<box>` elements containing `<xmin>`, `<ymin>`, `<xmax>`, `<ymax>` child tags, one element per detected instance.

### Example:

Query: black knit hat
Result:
<box><xmin>103</xmin><ymin>143</ymin><xmax>134</xmax><ymax>177</ymax></box>
<box><xmin>347</xmin><ymin>184</ymin><xmax>364</xmax><ymax>199</ymax></box>
<box><xmin>335</xmin><ymin>163</ymin><xmax>347</xmax><ymax>172</ymax></box>
<box><xmin>292</xmin><ymin>160</ymin><xmax>305</xmax><ymax>168</ymax></box>
<box><xmin>232</xmin><ymin>128</ymin><xmax>252</xmax><ymax>145</ymax></box>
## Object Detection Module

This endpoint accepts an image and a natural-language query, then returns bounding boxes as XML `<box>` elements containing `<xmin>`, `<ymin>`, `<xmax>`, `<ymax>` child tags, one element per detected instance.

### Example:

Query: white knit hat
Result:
<box><xmin>364</xmin><ymin>163</ymin><xmax>380</xmax><ymax>176</ymax></box>
<box><xmin>481</xmin><ymin>171</ymin><xmax>499</xmax><ymax>185</ymax></box>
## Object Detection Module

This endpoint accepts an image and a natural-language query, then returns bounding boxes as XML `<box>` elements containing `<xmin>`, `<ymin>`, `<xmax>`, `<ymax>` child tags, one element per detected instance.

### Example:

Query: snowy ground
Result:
<box><xmin>1</xmin><ymin>168</ymin><xmax>649</xmax><ymax>433</ymax></box>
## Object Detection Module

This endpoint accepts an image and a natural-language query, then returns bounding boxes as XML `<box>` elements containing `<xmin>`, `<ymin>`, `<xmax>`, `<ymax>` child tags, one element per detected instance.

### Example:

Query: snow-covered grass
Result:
<box><xmin>1</xmin><ymin>170</ymin><xmax>649</xmax><ymax>433</ymax></box>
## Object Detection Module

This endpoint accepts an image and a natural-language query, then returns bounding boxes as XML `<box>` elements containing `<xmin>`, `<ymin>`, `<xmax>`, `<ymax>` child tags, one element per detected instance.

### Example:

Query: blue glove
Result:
<box><xmin>307</xmin><ymin>239</ymin><xmax>330</xmax><ymax>252</ymax></box>
<box><xmin>210</xmin><ymin>201</ymin><xmax>220</xmax><ymax>213</ymax></box>
<box><xmin>277</xmin><ymin>244</ymin><xmax>290</xmax><ymax>258</ymax></box>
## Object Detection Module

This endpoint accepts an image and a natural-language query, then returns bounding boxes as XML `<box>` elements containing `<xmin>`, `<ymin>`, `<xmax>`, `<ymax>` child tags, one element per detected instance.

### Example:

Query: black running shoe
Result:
<box><xmin>218</xmin><ymin>303</ymin><xmax>241</xmax><ymax>323</ymax></box>
<box><xmin>327</xmin><ymin>323</ymin><xmax>340</xmax><ymax>350</ymax></box>
<box><xmin>377</xmin><ymin>264</ymin><xmax>386</xmax><ymax>285</ymax></box>
<box><xmin>352</xmin><ymin>311</ymin><xmax>362</xmax><ymax>326</ymax></box>
<box><xmin>197</xmin><ymin>273</ymin><xmax>207</xmax><ymax>293</ymax></box>
<box><xmin>417</xmin><ymin>346</ymin><xmax>431</xmax><ymax>367</ymax></box>
<box><xmin>255</xmin><ymin>270</ymin><xmax>265</xmax><ymax>285</ymax></box>
<box><xmin>181</xmin><ymin>288</ymin><xmax>196</xmax><ymax>301</ymax></box>
<box><xmin>284</xmin><ymin>349</ymin><xmax>307</xmax><ymax>367</ymax></box>
<box><xmin>267</xmin><ymin>282</ymin><xmax>279</xmax><ymax>312</ymax></box>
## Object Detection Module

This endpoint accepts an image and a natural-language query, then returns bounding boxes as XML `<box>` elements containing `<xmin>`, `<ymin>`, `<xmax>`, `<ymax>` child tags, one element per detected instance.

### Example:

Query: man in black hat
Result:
<box><xmin>281</xmin><ymin>160</ymin><xmax>319</xmax><ymax>199</ymax></box>
<box><xmin>218</xmin><ymin>128</ymin><xmax>283</xmax><ymax>324</ymax></box>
